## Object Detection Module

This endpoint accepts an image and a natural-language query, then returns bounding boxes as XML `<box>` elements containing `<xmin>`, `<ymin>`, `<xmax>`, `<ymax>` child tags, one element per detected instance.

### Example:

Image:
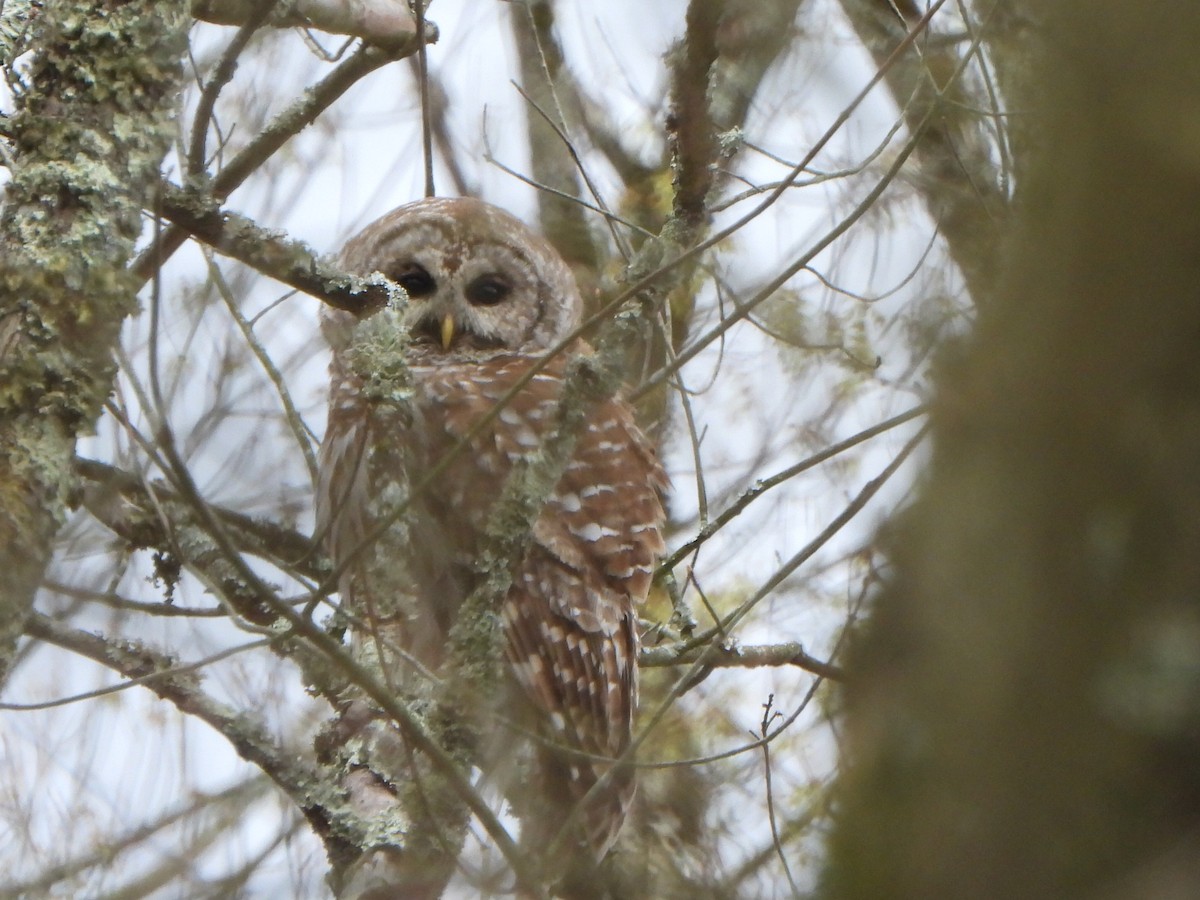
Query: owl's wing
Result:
<box><xmin>507</xmin><ymin>395</ymin><xmax>666</xmax><ymax>859</ymax></box>
<box><xmin>422</xmin><ymin>355</ymin><xmax>667</xmax><ymax>856</ymax></box>
<box><xmin>501</xmin><ymin>549</ymin><xmax>640</xmax><ymax>858</ymax></box>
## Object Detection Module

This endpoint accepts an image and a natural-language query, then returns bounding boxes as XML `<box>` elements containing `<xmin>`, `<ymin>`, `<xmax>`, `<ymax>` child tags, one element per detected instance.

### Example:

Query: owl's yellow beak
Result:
<box><xmin>440</xmin><ymin>314</ymin><xmax>455</xmax><ymax>350</ymax></box>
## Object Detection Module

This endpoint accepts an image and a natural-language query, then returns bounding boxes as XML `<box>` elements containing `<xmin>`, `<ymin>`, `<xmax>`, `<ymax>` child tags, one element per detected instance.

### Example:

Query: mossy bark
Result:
<box><xmin>0</xmin><ymin>1</ymin><xmax>188</xmax><ymax>686</ymax></box>
<box><xmin>828</xmin><ymin>2</ymin><xmax>1200</xmax><ymax>897</ymax></box>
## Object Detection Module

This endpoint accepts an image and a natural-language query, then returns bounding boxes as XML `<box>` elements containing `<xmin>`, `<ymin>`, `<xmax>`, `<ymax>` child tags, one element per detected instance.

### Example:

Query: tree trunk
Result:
<box><xmin>828</xmin><ymin>2</ymin><xmax>1200</xmax><ymax>896</ymax></box>
<box><xmin>0</xmin><ymin>2</ymin><xmax>188</xmax><ymax>686</ymax></box>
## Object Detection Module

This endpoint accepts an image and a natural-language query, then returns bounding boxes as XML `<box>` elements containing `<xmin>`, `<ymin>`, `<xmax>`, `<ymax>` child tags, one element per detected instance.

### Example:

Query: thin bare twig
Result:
<box><xmin>205</xmin><ymin>256</ymin><xmax>320</xmax><ymax>482</ymax></box>
<box><xmin>756</xmin><ymin>694</ymin><xmax>803</xmax><ymax>898</ymax></box>
<box><xmin>412</xmin><ymin>0</ymin><xmax>435</xmax><ymax>197</ymax></box>
<box><xmin>641</xmin><ymin>640</ymin><xmax>844</xmax><ymax>682</ymax></box>
<box><xmin>23</xmin><ymin>612</ymin><xmax>334</xmax><ymax>832</ymax></box>
<box><xmin>0</xmin><ymin>635</ymin><xmax>272</xmax><ymax>711</ymax></box>
<box><xmin>0</xmin><ymin>777</ymin><xmax>272</xmax><ymax>898</ymax></box>
<box><xmin>662</xmin><ymin>405</ymin><xmax>927</xmax><ymax>571</ymax></box>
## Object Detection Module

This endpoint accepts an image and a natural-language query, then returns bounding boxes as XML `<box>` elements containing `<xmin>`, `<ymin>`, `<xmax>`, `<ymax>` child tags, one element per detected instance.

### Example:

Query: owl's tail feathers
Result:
<box><xmin>519</xmin><ymin>746</ymin><xmax>635</xmax><ymax>899</ymax></box>
<box><xmin>551</xmin><ymin>742</ymin><xmax>635</xmax><ymax>860</ymax></box>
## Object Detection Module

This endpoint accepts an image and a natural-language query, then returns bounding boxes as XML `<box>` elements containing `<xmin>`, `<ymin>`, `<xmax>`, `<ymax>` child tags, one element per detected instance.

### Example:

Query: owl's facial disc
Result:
<box><xmin>338</xmin><ymin>198</ymin><xmax>584</xmax><ymax>357</ymax></box>
<box><xmin>392</xmin><ymin>261</ymin><xmax>515</xmax><ymax>354</ymax></box>
<box><xmin>391</xmin><ymin>262</ymin><xmax>436</xmax><ymax>299</ymax></box>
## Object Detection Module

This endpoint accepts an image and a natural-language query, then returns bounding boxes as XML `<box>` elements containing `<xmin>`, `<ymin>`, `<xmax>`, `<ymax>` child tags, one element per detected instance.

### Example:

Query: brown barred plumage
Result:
<box><xmin>316</xmin><ymin>198</ymin><xmax>666</xmax><ymax>869</ymax></box>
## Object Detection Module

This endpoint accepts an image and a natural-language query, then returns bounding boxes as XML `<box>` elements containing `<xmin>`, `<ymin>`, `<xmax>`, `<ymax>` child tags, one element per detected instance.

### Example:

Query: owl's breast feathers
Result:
<box><xmin>320</xmin><ymin>347</ymin><xmax>666</xmax><ymax>859</ymax></box>
<box><xmin>414</xmin><ymin>352</ymin><xmax>668</xmax><ymax>615</ymax></box>
<box><xmin>419</xmin><ymin>351</ymin><xmax>667</xmax><ymax>857</ymax></box>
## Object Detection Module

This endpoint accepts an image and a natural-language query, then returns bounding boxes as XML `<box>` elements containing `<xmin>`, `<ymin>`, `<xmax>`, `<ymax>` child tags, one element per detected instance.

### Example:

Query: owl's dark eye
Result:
<box><xmin>465</xmin><ymin>274</ymin><xmax>512</xmax><ymax>307</ymax></box>
<box><xmin>392</xmin><ymin>263</ymin><xmax>436</xmax><ymax>299</ymax></box>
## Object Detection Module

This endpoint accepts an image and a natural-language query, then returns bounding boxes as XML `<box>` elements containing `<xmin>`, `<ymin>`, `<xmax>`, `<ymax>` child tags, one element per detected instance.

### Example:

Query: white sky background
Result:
<box><xmin>0</xmin><ymin>1</ymin><xmax>980</xmax><ymax>896</ymax></box>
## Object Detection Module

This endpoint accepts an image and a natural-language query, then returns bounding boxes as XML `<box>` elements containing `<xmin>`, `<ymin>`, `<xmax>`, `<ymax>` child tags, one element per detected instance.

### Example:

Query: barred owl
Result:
<box><xmin>316</xmin><ymin>198</ymin><xmax>666</xmax><ymax>877</ymax></box>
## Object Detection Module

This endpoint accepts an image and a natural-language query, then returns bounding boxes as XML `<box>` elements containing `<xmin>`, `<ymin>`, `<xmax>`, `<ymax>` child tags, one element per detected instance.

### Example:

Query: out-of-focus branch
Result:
<box><xmin>0</xmin><ymin>777</ymin><xmax>272</xmax><ymax>898</ymax></box>
<box><xmin>408</xmin><ymin>61</ymin><xmax>476</xmax><ymax>197</ymax></box>
<box><xmin>75</xmin><ymin>457</ymin><xmax>324</xmax><ymax>613</ymax></box>
<box><xmin>34</xmin><ymin>493</ymin><xmax>525</xmax><ymax>896</ymax></box>
<box><xmin>708</xmin><ymin>0</ymin><xmax>806</xmax><ymax>133</ymax></box>
<box><xmin>192</xmin><ymin>0</ymin><xmax>418</xmax><ymax>49</ymax></box>
<box><xmin>22</xmin><ymin>612</ymin><xmax>355</xmax><ymax>845</ymax></box>
<box><xmin>638</xmin><ymin>428</ymin><xmax>924</xmax><ymax>754</ymax></box>
<box><xmin>509</xmin><ymin>0</ymin><xmax>603</xmax><ymax>278</ymax></box>
<box><xmin>971</xmin><ymin>3</ymin><xmax>1041</xmax><ymax>192</ymax></box>
<box><xmin>668</xmin><ymin>0</ymin><xmax>723</xmax><ymax>231</ymax></box>
<box><xmin>830</xmin><ymin>1</ymin><xmax>1200</xmax><ymax>894</ymax></box>
<box><xmin>633</xmin><ymin>108</ymin><xmax>932</xmax><ymax>403</ymax></box>
<box><xmin>75</xmin><ymin>451</ymin><xmax>347</xmax><ymax>702</ymax></box>
<box><xmin>837</xmin><ymin>0</ymin><xmax>1009</xmax><ymax>305</ymax></box>
<box><xmin>661</xmin><ymin>405</ymin><xmax>927</xmax><ymax>572</ymax></box>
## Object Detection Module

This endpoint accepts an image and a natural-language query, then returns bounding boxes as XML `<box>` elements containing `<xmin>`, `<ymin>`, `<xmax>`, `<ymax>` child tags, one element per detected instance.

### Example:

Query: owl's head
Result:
<box><xmin>332</xmin><ymin>197</ymin><xmax>583</xmax><ymax>360</ymax></box>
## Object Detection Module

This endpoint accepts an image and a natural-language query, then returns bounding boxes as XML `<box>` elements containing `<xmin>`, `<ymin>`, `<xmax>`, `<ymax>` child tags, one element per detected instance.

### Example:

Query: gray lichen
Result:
<box><xmin>0</xmin><ymin>1</ymin><xmax>189</xmax><ymax>685</ymax></box>
<box><xmin>346</xmin><ymin>304</ymin><xmax>414</xmax><ymax>406</ymax></box>
<box><xmin>0</xmin><ymin>0</ymin><xmax>41</xmax><ymax>71</ymax></box>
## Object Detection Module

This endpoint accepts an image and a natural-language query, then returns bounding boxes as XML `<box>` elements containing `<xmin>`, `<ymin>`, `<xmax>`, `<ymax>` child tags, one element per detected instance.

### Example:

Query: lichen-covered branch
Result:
<box><xmin>0</xmin><ymin>0</ymin><xmax>189</xmax><ymax>689</ymax></box>
<box><xmin>22</xmin><ymin>611</ymin><xmax>373</xmax><ymax>855</ymax></box>
<box><xmin>74</xmin><ymin>457</ymin><xmax>325</xmax><ymax>612</ymax></box>
<box><xmin>157</xmin><ymin>184</ymin><xmax>394</xmax><ymax>313</ymax></box>
<box><xmin>668</xmin><ymin>0</ymin><xmax>723</xmax><ymax>231</ymax></box>
<box><xmin>77</xmin><ymin>452</ymin><xmax>521</xmax><ymax>895</ymax></box>
<box><xmin>133</xmin><ymin>40</ymin><xmax>409</xmax><ymax>284</ymax></box>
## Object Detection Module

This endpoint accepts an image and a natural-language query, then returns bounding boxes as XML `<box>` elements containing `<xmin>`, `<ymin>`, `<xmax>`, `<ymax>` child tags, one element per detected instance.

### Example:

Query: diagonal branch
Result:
<box><xmin>837</xmin><ymin>0</ymin><xmax>1010</xmax><ymax>305</ymax></box>
<box><xmin>155</xmin><ymin>184</ymin><xmax>394</xmax><ymax>313</ymax></box>
<box><xmin>192</xmin><ymin>0</ymin><xmax>419</xmax><ymax>49</ymax></box>
<box><xmin>22</xmin><ymin>612</ymin><xmax>358</xmax><ymax>846</ymax></box>
<box><xmin>74</xmin><ymin>456</ymin><xmax>324</xmax><ymax>620</ymax></box>
<box><xmin>641</xmin><ymin>640</ymin><xmax>845</xmax><ymax>681</ymax></box>
<box><xmin>133</xmin><ymin>39</ymin><xmax>416</xmax><ymax>285</ymax></box>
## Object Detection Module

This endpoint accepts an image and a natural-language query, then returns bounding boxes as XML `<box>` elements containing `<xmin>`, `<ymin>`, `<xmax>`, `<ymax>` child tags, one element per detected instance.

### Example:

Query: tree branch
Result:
<box><xmin>133</xmin><ymin>39</ymin><xmax>414</xmax><ymax>285</ymax></box>
<box><xmin>22</xmin><ymin>612</ymin><xmax>358</xmax><ymax>846</ymax></box>
<box><xmin>156</xmin><ymin>184</ymin><xmax>394</xmax><ymax>313</ymax></box>
<box><xmin>0</xmin><ymin>777</ymin><xmax>271</xmax><ymax>897</ymax></box>
<box><xmin>192</xmin><ymin>0</ymin><xmax>419</xmax><ymax>49</ymax></box>
<box><xmin>837</xmin><ymin>0</ymin><xmax>1009</xmax><ymax>305</ymax></box>
<box><xmin>669</xmin><ymin>0</ymin><xmax>723</xmax><ymax>230</ymax></box>
<box><xmin>74</xmin><ymin>456</ymin><xmax>325</xmax><ymax>622</ymax></box>
<box><xmin>641</xmin><ymin>640</ymin><xmax>844</xmax><ymax>681</ymax></box>
<box><xmin>830</xmin><ymin>2</ymin><xmax>1200</xmax><ymax>893</ymax></box>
